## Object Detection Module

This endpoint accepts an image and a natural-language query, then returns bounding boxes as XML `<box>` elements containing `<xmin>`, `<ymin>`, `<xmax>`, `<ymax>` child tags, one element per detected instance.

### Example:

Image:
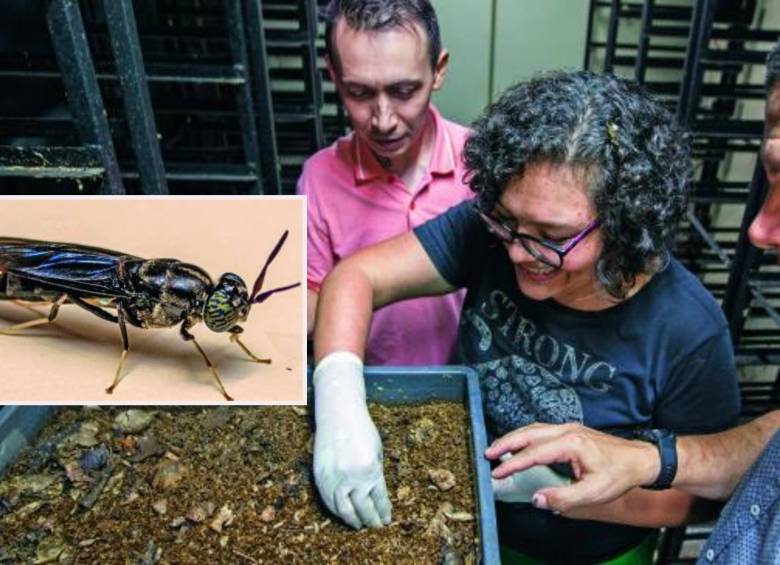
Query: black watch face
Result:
<box><xmin>635</xmin><ymin>429</ymin><xmax>661</xmax><ymax>442</ymax></box>
<box><xmin>637</xmin><ymin>428</ymin><xmax>674</xmax><ymax>442</ymax></box>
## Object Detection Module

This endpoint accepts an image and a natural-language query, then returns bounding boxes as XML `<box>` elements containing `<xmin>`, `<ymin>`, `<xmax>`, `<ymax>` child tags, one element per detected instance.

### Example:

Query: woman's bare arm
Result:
<box><xmin>313</xmin><ymin>231</ymin><xmax>455</xmax><ymax>362</ymax></box>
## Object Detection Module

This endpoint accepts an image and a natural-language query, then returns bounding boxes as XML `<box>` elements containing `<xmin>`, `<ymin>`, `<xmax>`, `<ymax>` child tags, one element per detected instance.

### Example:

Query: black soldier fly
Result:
<box><xmin>0</xmin><ymin>232</ymin><xmax>300</xmax><ymax>401</ymax></box>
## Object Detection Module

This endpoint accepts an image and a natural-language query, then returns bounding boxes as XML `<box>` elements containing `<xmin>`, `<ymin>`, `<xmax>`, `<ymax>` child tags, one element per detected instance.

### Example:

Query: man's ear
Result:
<box><xmin>432</xmin><ymin>49</ymin><xmax>449</xmax><ymax>91</ymax></box>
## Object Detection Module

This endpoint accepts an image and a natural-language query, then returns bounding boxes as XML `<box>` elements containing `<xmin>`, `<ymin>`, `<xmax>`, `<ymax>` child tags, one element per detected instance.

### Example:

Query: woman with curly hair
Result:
<box><xmin>311</xmin><ymin>71</ymin><xmax>741</xmax><ymax>563</ymax></box>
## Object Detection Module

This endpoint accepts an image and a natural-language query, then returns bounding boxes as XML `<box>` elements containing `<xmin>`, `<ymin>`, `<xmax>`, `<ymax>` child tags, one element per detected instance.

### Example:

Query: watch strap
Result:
<box><xmin>635</xmin><ymin>429</ymin><xmax>677</xmax><ymax>490</ymax></box>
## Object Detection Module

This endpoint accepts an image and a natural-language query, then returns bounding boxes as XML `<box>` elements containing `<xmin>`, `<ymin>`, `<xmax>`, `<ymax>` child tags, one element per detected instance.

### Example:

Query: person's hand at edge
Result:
<box><xmin>485</xmin><ymin>423</ymin><xmax>659</xmax><ymax>513</ymax></box>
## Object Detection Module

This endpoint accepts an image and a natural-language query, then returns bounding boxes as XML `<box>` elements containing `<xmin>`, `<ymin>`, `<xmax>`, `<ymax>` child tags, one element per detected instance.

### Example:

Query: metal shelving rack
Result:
<box><xmin>0</xmin><ymin>0</ymin><xmax>350</xmax><ymax>195</ymax></box>
<box><xmin>674</xmin><ymin>0</ymin><xmax>779</xmax><ymax>418</ymax></box>
<box><xmin>585</xmin><ymin>0</ymin><xmax>692</xmax><ymax>94</ymax></box>
<box><xmin>264</xmin><ymin>0</ymin><xmax>324</xmax><ymax>194</ymax></box>
<box><xmin>0</xmin><ymin>0</ymin><xmax>282</xmax><ymax>194</ymax></box>
<box><xmin>587</xmin><ymin>2</ymin><xmax>779</xmax><ymax>562</ymax></box>
<box><xmin>262</xmin><ymin>0</ymin><xmax>349</xmax><ymax>194</ymax></box>
<box><xmin>0</xmin><ymin>0</ymin><xmax>122</xmax><ymax>194</ymax></box>
<box><xmin>587</xmin><ymin>0</ymin><xmax>779</xmax><ymax>418</ymax></box>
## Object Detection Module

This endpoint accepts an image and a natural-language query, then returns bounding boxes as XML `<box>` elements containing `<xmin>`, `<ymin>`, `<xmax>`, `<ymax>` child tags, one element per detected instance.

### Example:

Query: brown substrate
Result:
<box><xmin>0</xmin><ymin>404</ymin><xmax>479</xmax><ymax>564</ymax></box>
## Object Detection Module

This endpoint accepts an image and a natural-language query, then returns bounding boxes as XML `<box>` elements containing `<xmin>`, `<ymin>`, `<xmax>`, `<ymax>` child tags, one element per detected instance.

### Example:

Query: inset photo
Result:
<box><xmin>0</xmin><ymin>197</ymin><xmax>305</xmax><ymax>404</ymax></box>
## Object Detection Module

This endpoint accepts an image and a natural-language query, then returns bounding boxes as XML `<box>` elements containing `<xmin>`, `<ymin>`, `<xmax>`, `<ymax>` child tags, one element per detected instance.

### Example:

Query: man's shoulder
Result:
<box><xmin>438</xmin><ymin>115</ymin><xmax>472</xmax><ymax>151</ymax></box>
<box><xmin>440</xmin><ymin>115</ymin><xmax>471</xmax><ymax>137</ymax></box>
<box><xmin>299</xmin><ymin>135</ymin><xmax>353</xmax><ymax>189</ymax></box>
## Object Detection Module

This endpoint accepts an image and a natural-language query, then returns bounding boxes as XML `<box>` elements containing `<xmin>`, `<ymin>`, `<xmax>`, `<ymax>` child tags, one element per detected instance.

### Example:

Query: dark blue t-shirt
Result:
<box><xmin>415</xmin><ymin>199</ymin><xmax>741</xmax><ymax>562</ymax></box>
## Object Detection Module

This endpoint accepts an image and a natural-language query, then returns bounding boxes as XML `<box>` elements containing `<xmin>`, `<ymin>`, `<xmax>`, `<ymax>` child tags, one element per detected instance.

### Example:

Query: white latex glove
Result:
<box><xmin>313</xmin><ymin>351</ymin><xmax>392</xmax><ymax>529</ymax></box>
<box><xmin>492</xmin><ymin>453</ymin><xmax>572</xmax><ymax>503</ymax></box>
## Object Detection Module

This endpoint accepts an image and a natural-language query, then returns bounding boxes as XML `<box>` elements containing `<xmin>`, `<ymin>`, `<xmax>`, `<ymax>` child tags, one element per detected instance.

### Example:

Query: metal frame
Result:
<box><xmin>263</xmin><ymin>0</ymin><xmax>330</xmax><ymax>194</ymax></box>
<box><xmin>302</xmin><ymin>0</ymin><xmax>325</xmax><ymax>149</ymax></box>
<box><xmin>676</xmin><ymin>0</ymin><xmax>713</xmax><ymax>126</ymax></box>
<box><xmin>44</xmin><ymin>0</ymin><xmax>124</xmax><ymax>194</ymax></box>
<box><xmin>721</xmin><ymin>161</ymin><xmax>769</xmax><ymax>344</ymax></box>
<box><xmin>603</xmin><ymin>0</ymin><xmax>621</xmax><ymax>74</ymax></box>
<box><xmin>1</xmin><ymin>0</ymin><xmax>290</xmax><ymax>195</ymax></box>
<box><xmin>244</xmin><ymin>0</ymin><xmax>282</xmax><ymax>194</ymax></box>
<box><xmin>103</xmin><ymin>0</ymin><xmax>168</xmax><ymax>194</ymax></box>
<box><xmin>225</xmin><ymin>0</ymin><xmax>264</xmax><ymax>194</ymax></box>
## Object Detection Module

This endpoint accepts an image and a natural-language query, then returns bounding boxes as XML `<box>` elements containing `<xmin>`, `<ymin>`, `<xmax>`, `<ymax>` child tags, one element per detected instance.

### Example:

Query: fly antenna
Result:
<box><xmin>250</xmin><ymin>230</ymin><xmax>300</xmax><ymax>302</ymax></box>
<box><xmin>253</xmin><ymin>282</ymin><xmax>301</xmax><ymax>304</ymax></box>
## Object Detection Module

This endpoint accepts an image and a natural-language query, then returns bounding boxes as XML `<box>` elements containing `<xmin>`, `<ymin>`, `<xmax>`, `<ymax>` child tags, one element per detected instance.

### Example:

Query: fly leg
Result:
<box><xmin>106</xmin><ymin>309</ymin><xmax>129</xmax><ymax>394</ymax></box>
<box><xmin>0</xmin><ymin>294</ymin><xmax>66</xmax><ymax>334</ymax></box>
<box><xmin>180</xmin><ymin>323</ymin><xmax>234</xmax><ymax>401</ymax></box>
<box><xmin>65</xmin><ymin>296</ymin><xmax>129</xmax><ymax>395</ymax></box>
<box><xmin>12</xmin><ymin>300</ymin><xmax>50</xmax><ymax>318</ymax></box>
<box><xmin>228</xmin><ymin>326</ymin><xmax>271</xmax><ymax>364</ymax></box>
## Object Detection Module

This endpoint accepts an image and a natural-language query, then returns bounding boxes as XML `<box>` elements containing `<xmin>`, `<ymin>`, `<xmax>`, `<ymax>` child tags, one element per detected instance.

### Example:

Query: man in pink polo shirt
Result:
<box><xmin>298</xmin><ymin>0</ymin><xmax>472</xmax><ymax>365</ymax></box>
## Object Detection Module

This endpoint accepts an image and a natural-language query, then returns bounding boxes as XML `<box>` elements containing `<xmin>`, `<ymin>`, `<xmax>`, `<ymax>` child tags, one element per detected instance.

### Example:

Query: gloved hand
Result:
<box><xmin>313</xmin><ymin>351</ymin><xmax>392</xmax><ymax>529</ymax></box>
<box><xmin>492</xmin><ymin>453</ymin><xmax>572</xmax><ymax>504</ymax></box>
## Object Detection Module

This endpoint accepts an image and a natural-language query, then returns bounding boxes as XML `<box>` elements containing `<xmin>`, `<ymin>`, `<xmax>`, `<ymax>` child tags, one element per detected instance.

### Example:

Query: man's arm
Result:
<box><xmin>488</xmin><ymin>427</ymin><xmax>706</xmax><ymax>527</ymax></box>
<box><xmin>674</xmin><ymin>410</ymin><xmax>780</xmax><ymax>499</ymax></box>
<box><xmin>486</xmin><ymin>410</ymin><xmax>780</xmax><ymax>514</ymax></box>
<box><xmin>307</xmin><ymin>289</ymin><xmax>318</xmax><ymax>336</ymax></box>
<box><xmin>569</xmin><ymin>412</ymin><xmax>780</xmax><ymax>526</ymax></box>
<box><xmin>563</xmin><ymin>488</ymin><xmax>712</xmax><ymax>528</ymax></box>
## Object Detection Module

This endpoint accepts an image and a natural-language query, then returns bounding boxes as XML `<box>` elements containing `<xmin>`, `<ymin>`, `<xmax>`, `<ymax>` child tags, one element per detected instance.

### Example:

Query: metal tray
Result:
<box><xmin>0</xmin><ymin>366</ymin><xmax>498</xmax><ymax>563</ymax></box>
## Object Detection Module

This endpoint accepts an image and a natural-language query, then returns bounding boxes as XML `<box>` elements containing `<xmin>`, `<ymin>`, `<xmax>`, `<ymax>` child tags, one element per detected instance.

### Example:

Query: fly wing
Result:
<box><xmin>0</xmin><ymin>237</ymin><xmax>141</xmax><ymax>298</ymax></box>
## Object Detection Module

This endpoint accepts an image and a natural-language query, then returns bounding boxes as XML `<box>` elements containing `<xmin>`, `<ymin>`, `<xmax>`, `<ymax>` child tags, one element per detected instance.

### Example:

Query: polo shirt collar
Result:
<box><xmin>351</xmin><ymin>104</ymin><xmax>456</xmax><ymax>184</ymax></box>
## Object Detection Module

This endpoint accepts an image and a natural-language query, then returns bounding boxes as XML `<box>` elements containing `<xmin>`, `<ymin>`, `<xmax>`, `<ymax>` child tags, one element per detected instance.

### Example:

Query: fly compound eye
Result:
<box><xmin>205</xmin><ymin>289</ymin><xmax>239</xmax><ymax>332</ymax></box>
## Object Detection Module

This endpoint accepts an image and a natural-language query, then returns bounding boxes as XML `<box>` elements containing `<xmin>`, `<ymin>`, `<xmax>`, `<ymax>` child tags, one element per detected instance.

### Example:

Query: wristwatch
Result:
<box><xmin>633</xmin><ymin>429</ymin><xmax>677</xmax><ymax>490</ymax></box>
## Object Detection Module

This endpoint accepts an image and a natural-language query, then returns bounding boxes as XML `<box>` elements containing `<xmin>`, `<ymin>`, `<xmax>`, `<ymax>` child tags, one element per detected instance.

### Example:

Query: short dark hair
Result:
<box><xmin>321</xmin><ymin>0</ymin><xmax>442</xmax><ymax>73</ymax></box>
<box><xmin>767</xmin><ymin>40</ymin><xmax>780</xmax><ymax>92</ymax></box>
<box><xmin>464</xmin><ymin>71</ymin><xmax>691</xmax><ymax>299</ymax></box>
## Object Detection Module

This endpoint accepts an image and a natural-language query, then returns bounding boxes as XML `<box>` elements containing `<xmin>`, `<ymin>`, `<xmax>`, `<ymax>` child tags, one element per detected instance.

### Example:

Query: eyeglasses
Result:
<box><xmin>476</xmin><ymin>207</ymin><xmax>602</xmax><ymax>269</ymax></box>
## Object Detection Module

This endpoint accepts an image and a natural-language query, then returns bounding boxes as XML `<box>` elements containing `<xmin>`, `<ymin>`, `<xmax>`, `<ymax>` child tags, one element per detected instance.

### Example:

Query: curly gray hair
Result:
<box><xmin>464</xmin><ymin>71</ymin><xmax>691</xmax><ymax>299</ymax></box>
<box><xmin>768</xmin><ymin>40</ymin><xmax>780</xmax><ymax>91</ymax></box>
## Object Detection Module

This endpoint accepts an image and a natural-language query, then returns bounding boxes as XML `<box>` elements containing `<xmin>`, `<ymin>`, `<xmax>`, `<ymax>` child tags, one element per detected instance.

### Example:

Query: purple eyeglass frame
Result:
<box><xmin>477</xmin><ymin>208</ymin><xmax>602</xmax><ymax>269</ymax></box>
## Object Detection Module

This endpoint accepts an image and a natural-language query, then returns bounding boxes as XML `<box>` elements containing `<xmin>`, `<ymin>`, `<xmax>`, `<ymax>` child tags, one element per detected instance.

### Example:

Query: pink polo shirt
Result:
<box><xmin>298</xmin><ymin>105</ymin><xmax>472</xmax><ymax>365</ymax></box>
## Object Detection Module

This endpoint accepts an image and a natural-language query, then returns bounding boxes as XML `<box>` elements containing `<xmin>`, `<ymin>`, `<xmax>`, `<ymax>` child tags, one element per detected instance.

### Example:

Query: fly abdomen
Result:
<box><xmin>0</xmin><ymin>272</ymin><xmax>61</xmax><ymax>302</ymax></box>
